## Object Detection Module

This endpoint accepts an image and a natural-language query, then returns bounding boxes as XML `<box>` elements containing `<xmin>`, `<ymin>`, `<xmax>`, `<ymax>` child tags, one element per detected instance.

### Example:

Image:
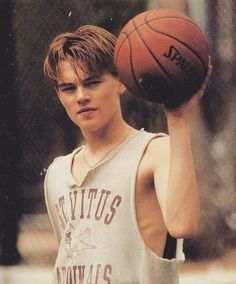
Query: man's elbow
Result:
<box><xmin>168</xmin><ymin>220</ymin><xmax>199</xmax><ymax>239</ymax></box>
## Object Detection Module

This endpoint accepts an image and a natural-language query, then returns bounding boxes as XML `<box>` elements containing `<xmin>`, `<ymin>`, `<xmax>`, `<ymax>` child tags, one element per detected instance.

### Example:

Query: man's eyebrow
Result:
<box><xmin>57</xmin><ymin>82</ymin><xmax>74</xmax><ymax>88</ymax></box>
<box><xmin>57</xmin><ymin>75</ymin><xmax>101</xmax><ymax>88</ymax></box>
<box><xmin>83</xmin><ymin>75</ymin><xmax>100</xmax><ymax>82</ymax></box>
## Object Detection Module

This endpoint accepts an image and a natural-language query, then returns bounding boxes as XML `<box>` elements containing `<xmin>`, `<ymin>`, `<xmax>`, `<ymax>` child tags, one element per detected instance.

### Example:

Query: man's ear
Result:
<box><xmin>118</xmin><ymin>81</ymin><xmax>127</xmax><ymax>96</ymax></box>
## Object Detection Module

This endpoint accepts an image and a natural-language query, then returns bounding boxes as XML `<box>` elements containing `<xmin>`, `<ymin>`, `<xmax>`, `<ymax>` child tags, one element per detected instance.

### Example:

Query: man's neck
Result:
<box><xmin>82</xmin><ymin>120</ymin><xmax>133</xmax><ymax>155</ymax></box>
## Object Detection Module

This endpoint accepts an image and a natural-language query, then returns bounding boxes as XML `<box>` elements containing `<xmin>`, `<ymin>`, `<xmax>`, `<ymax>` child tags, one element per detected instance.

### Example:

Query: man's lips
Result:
<box><xmin>78</xmin><ymin>107</ymin><xmax>97</xmax><ymax>114</ymax></box>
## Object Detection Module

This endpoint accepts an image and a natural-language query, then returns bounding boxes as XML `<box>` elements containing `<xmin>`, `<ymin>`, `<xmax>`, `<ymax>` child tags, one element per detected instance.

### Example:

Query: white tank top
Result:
<box><xmin>44</xmin><ymin>129</ymin><xmax>185</xmax><ymax>284</ymax></box>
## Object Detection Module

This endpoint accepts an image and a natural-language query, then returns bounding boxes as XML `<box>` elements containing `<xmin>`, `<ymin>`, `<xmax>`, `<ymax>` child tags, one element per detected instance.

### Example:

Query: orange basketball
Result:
<box><xmin>114</xmin><ymin>9</ymin><xmax>209</xmax><ymax>108</ymax></box>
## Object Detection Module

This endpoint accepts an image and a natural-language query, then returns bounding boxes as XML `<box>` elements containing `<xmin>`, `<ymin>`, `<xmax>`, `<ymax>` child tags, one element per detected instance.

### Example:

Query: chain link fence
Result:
<box><xmin>12</xmin><ymin>0</ymin><xmax>158</xmax><ymax>213</ymax></box>
<box><xmin>9</xmin><ymin>0</ymin><xmax>161</xmax><ymax>266</ymax></box>
<box><xmin>1</xmin><ymin>0</ymin><xmax>236</xmax><ymax>268</ymax></box>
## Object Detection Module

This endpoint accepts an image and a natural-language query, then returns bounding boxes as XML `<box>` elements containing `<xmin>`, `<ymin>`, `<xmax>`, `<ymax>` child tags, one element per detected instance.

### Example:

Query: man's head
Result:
<box><xmin>44</xmin><ymin>25</ymin><xmax>117</xmax><ymax>88</ymax></box>
<box><xmin>44</xmin><ymin>25</ymin><xmax>126</xmax><ymax>132</ymax></box>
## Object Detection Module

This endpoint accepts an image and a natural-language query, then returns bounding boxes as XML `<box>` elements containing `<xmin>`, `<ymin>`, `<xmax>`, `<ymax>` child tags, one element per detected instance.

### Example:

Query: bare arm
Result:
<box><xmin>153</xmin><ymin>60</ymin><xmax>212</xmax><ymax>239</ymax></box>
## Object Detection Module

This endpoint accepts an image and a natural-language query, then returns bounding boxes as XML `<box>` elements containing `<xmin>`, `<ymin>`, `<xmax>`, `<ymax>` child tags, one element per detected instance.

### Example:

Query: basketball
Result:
<box><xmin>114</xmin><ymin>9</ymin><xmax>209</xmax><ymax>108</ymax></box>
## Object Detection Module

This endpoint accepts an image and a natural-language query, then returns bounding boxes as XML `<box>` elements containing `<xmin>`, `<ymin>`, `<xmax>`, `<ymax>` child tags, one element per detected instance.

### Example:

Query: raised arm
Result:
<box><xmin>153</xmin><ymin>60</ymin><xmax>212</xmax><ymax>239</ymax></box>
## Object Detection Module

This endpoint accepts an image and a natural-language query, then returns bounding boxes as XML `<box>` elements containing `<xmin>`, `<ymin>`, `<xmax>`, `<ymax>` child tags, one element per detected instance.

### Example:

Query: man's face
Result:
<box><xmin>56</xmin><ymin>61</ymin><xmax>125</xmax><ymax>132</ymax></box>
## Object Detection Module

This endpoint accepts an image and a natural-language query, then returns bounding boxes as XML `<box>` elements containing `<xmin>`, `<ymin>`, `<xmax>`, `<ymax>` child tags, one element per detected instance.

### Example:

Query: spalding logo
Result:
<box><xmin>163</xmin><ymin>45</ymin><xmax>200</xmax><ymax>84</ymax></box>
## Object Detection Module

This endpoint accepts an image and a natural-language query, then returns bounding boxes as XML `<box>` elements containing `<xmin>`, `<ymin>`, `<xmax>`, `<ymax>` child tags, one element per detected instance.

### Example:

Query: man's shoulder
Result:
<box><xmin>50</xmin><ymin>152</ymin><xmax>71</xmax><ymax>166</ymax></box>
<box><xmin>144</xmin><ymin>131</ymin><xmax>169</xmax><ymax>148</ymax></box>
<box><xmin>142</xmin><ymin>132</ymin><xmax>170</xmax><ymax>164</ymax></box>
<box><xmin>47</xmin><ymin>147</ymin><xmax>80</xmax><ymax>174</ymax></box>
<box><xmin>135</xmin><ymin>129</ymin><xmax>168</xmax><ymax>145</ymax></box>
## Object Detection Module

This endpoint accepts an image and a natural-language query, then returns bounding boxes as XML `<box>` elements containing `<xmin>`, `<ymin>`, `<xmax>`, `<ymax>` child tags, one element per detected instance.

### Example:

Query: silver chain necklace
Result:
<box><xmin>83</xmin><ymin>129</ymin><xmax>132</xmax><ymax>169</ymax></box>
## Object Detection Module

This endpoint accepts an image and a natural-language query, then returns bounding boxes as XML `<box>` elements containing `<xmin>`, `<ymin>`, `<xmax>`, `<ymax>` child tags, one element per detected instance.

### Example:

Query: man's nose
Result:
<box><xmin>75</xmin><ymin>87</ymin><xmax>90</xmax><ymax>103</ymax></box>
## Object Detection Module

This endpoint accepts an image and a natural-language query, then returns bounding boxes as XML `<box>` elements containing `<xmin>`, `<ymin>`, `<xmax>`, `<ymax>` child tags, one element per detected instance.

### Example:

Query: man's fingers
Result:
<box><xmin>197</xmin><ymin>56</ymin><xmax>212</xmax><ymax>98</ymax></box>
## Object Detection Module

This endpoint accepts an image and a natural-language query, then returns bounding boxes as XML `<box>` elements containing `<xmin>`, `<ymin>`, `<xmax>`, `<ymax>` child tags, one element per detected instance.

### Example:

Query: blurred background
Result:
<box><xmin>0</xmin><ymin>0</ymin><xmax>236</xmax><ymax>283</ymax></box>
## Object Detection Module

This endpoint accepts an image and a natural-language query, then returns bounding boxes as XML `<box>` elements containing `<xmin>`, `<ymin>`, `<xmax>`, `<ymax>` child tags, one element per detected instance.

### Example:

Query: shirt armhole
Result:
<box><xmin>44</xmin><ymin>164</ymin><xmax>61</xmax><ymax>245</ymax></box>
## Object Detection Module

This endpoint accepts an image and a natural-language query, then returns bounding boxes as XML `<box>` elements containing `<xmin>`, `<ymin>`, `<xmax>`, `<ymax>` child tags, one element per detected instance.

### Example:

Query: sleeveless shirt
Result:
<box><xmin>44</xmin><ymin>129</ymin><xmax>185</xmax><ymax>284</ymax></box>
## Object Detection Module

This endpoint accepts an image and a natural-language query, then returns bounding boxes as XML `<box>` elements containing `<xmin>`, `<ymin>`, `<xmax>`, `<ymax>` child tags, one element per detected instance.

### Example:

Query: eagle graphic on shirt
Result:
<box><xmin>63</xmin><ymin>222</ymin><xmax>97</xmax><ymax>258</ymax></box>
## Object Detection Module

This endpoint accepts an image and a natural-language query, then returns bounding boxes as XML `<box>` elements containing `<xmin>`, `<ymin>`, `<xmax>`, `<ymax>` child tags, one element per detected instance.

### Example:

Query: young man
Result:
<box><xmin>44</xmin><ymin>25</ymin><xmax>211</xmax><ymax>283</ymax></box>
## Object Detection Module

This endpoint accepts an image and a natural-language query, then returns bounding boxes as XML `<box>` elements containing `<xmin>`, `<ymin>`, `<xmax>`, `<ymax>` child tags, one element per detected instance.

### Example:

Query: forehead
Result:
<box><xmin>57</xmin><ymin>60</ymin><xmax>91</xmax><ymax>83</ymax></box>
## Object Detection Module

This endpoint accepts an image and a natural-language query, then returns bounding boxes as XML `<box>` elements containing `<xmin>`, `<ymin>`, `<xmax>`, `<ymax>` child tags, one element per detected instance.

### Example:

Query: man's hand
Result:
<box><xmin>165</xmin><ymin>56</ymin><xmax>213</xmax><ymax>119</ymax></box>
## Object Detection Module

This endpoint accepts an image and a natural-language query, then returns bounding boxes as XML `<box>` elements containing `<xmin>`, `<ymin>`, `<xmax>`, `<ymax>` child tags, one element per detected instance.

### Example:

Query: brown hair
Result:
<box><xmin>43</xmin><ymin>25</ymin><xmax>117</xmax><ymax>87</ymax></box>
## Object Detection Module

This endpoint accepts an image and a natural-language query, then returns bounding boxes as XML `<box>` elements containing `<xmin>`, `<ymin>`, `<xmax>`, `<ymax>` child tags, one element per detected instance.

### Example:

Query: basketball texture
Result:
<box><xmin>114</xmin><ymin>9</ymin><xmax>209</xmax><ymax>108</ymax></box>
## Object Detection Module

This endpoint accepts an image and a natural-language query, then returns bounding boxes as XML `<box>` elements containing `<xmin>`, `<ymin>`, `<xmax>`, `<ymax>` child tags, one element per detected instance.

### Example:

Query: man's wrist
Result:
<box><xmin>167</xmin><ymin>113</ymin><xmax>189</xmax><ymax>127</ymax></box>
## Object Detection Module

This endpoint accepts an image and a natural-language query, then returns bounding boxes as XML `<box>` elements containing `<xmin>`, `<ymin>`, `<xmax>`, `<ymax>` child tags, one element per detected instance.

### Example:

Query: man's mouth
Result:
<box><xmin>78</xmin><ymin>107</ymin><xmax>97</xmax><ymax>114</ymax></box>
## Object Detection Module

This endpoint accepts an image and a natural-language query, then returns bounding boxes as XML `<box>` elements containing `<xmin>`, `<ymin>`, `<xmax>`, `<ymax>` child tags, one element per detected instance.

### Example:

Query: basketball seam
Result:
<box><xmin>114</xmin><ymin>33</ymin><xmax>128</xmax><ymax>65</ymax></box>
<box><xmin>115</xmin><ymin>13</ymin><xmax>207</xmax><ymax>71</ymax></box>
<box><xmin>125</xmin><ymin>30</ymin><xmax>147</xmax><ymax>98</ymax></box>
<box><xmin>115</xmin><ymin>10</ymin><xmax>153</xmax><ymax>61</ymax></box>
<box><xmin>131</xmin><ymin>18</ymin><xmax>185</xmax><ymax>94</ymax></box>
<box><xmin>145</xmin><ymin>19</ymin><xmax>207</xmax><ymax>72</ymax></box>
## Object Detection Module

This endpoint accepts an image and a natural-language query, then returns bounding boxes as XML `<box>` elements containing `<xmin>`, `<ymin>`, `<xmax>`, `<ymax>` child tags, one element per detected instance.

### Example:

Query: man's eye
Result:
<box><xmin>61</xmin><ymin>86</ymin><xmax>76</xmax><ymax>92</ymax></box>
